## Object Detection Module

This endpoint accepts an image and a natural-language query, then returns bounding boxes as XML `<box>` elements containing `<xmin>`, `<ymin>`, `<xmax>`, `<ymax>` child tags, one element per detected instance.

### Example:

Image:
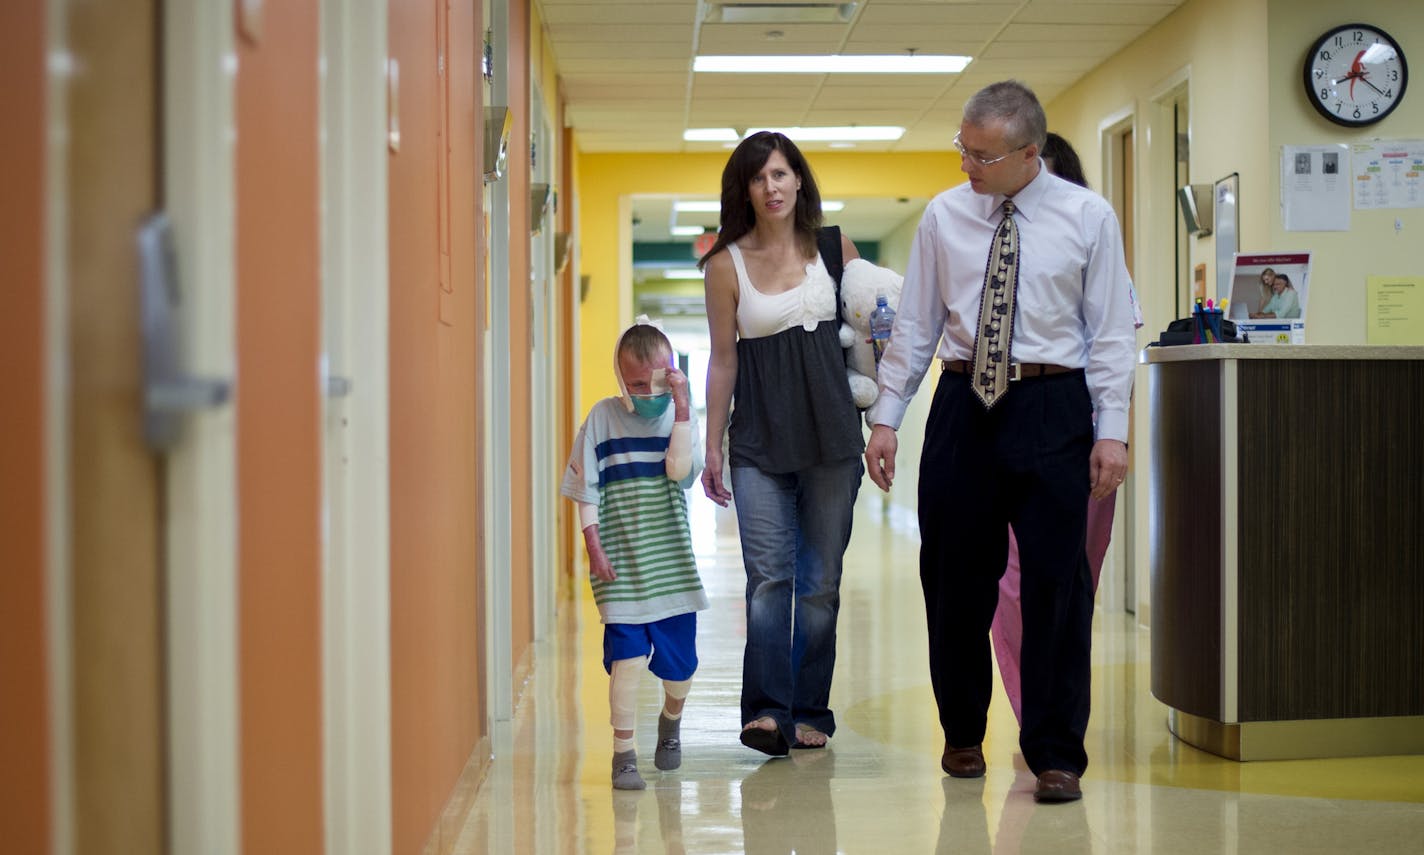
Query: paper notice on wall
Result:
<box><xmin>1366</xmin><ymin>276</ymin><xmax>1424</xmax><ymax>344</ymax></box>
<box><xmin>1282</xmin><ymin>144</ymin><xmax>1351</xmax><ymax>231</ymax></box>
<box><xmin>1352</xmin><ymin>141</ymin><xmax>1424</xmax><ymax>210</ymax></box>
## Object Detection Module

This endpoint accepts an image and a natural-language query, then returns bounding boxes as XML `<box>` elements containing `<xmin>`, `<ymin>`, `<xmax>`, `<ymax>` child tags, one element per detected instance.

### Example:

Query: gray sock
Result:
<box><xmin>654</xmin><ymin>714</ymin><xmax>682</xmax><ymax>771</ymax></box>
<box><xmin>612</xmin><ymin>749</ymin><xmax>645</xmax><ymax>790</ymax></box>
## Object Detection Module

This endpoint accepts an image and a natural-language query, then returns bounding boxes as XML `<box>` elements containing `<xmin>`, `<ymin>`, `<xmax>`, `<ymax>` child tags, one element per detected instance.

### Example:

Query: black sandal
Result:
<box><xmin>739</xmin><ymin>722</ymin><xmax>789</xmax><ymax>757</ymax></box>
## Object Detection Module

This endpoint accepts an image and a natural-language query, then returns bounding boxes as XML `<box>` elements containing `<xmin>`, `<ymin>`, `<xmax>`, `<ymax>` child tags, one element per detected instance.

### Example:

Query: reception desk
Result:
<box><xmin>1144</xmin><ymin>344</ymin><xmax>1424</xmax><ymax>760</ymax></box>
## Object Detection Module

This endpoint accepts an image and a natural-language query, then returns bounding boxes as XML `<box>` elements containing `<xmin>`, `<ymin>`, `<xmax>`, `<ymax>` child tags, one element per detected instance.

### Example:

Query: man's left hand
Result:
<box><xmin>1089</xmin><ymin>439</ymin><xmax>1128</xmax><ymax>500</ymax></box>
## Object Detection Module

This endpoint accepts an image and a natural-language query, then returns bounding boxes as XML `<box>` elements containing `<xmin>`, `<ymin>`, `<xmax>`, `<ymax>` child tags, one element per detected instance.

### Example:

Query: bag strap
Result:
<box><xmin>816</xmin><ymin>225</ymin><xmax>844</xmax><ymax>326</ymax></box>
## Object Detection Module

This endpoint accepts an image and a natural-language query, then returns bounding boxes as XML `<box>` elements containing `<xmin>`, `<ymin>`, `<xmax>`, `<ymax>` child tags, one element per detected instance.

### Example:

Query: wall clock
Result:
<box><xmin>1304</xmin><ymin>23</ymin><xmax>1408</xmax><ymax>127</ymax></box>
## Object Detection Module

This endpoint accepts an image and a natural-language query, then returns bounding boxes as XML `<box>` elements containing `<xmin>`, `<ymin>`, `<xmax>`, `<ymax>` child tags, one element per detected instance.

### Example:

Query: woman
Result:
<box><xmin>699</xmin><ymin>132</ymin><xmax>865</xmax><ymax>756</ymax></box>
<box><xmin>1255</xmin><ymin>267</ymin><xmax>1277</xmax><ymax>316</ymax></box>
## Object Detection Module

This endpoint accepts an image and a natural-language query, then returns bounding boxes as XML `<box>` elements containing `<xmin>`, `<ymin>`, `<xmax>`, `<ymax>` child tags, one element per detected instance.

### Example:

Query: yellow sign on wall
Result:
<box><xmin>1366</xmin><ymin>276</ymin><xmax>1424</xmax><ymax>344</ymax></box>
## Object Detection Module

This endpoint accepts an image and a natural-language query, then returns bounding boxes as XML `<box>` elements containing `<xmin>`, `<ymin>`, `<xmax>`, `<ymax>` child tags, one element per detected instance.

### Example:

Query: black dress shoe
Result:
<box><xmin>941</xmin><ymin>744</ymin><xmax>986</xmax><ymax>778</ymax></box>
<box><xmin>1034</xmin><ymin>770</ymin><xmax>1082</xmax><ymax>802</ymax></box>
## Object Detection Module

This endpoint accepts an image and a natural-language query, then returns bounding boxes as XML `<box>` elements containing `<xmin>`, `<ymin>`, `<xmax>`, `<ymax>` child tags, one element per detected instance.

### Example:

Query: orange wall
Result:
<box><xmin>507</xmin><ymin>0</ymin><xmax>535</xmax><ymax>675</ymax></box>
<box><xmin>387</xmin><ymin>0</ymin><xmax>485</xmax><ymax>851</ymax></box>
<box><xmin>0</xmin><ymin>2</ymin><xmax>52</xmax><ymax>852</ymax></box>
<box><xmin>234</xmin><ymin>3</ymin><xmax>325</xmax><ymax>852</ymax></box>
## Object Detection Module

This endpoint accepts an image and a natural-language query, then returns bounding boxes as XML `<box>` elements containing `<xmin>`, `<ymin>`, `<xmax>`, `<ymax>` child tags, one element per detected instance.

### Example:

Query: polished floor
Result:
<box><xmin>456</xmin><ymin>488</ymin><xmax>1424</xmax><ymax>854</ymax></box>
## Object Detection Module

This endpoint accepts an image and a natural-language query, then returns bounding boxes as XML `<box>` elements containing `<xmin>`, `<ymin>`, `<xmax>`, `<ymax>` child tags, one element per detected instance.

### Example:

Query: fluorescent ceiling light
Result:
<box><xmin>694</xmin><ymin>54</ymin><xmax>970</xmax><ymax>74</ymax></box>
<box><xmin>676</xmin><ymin>199</ymin><xmax>845</xmax><ymax>213</ymax></box>
<box><xmin>684</xmin><ymin>128</ymin><xmax>740</xmax><ymax>142</ymax></box>
<box><xmin>704</xmin><ymin>2</ymin><xmax>858</xmax><ymax>24</ymax></box>
<box><xmin>685</xmin><ymin>126</ymin><xmax>903</xmax><ymax>143</ymax></box>
<box><xmin>766</xmin><ymin>126</ymin><xmax>902</xmax><ymax>141</ymax></box>
<box><xmin>664</xmin><ymin>269</ymin><xmax>707</xmax><ymax>280</ymax></box>
<box><xmin>671</xmin><ymin>225</ymin><xmax>707</xmax><ymax>237</ymax></box>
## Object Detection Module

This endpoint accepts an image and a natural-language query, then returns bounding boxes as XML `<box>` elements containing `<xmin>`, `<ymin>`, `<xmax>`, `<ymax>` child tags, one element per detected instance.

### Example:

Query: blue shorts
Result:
<box><xmin>602</xmin><ymin>612</ymin><xmax>698</xmax><ymax>681</ymax></box>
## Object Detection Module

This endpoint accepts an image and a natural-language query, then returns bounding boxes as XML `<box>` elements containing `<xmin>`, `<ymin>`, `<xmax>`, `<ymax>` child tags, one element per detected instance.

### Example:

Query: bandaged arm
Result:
<box><xmin>665</xmin><ymin>419</ymin><xmax>692</xmax><ymax>482</ymax></box>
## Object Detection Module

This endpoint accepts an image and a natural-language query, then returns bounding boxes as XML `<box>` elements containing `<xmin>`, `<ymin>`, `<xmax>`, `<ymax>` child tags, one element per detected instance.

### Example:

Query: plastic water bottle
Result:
<box><xmin>869</xmin><ymin>294</ymin><xmax>895</xmax><ymax>367</ymax></box>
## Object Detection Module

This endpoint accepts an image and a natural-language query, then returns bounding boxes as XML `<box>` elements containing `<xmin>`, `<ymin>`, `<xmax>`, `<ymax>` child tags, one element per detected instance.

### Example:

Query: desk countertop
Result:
<box><xmin>1140</xmin><ymin>343</ymin><xmax>1424</xmax><ymax>364</ymax></box>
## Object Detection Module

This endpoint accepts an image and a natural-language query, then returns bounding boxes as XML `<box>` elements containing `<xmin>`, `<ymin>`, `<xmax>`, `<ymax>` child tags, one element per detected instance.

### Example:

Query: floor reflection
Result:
<box><xmin>454</xmin><ymin>487</ymin><xmax>1424</xmax><ymax>854</ymax></box>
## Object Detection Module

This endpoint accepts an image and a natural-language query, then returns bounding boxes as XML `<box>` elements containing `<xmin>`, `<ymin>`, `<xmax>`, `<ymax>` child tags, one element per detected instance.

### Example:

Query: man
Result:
<box><xmin>863</xmin><ymin>81</ymin><xmax>1135</xmax><ymax>803</ymax></box>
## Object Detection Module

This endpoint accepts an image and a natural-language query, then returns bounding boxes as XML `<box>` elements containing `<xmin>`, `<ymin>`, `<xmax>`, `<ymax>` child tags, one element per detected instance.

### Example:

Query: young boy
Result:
<box><xmin>561</xmin><ymin>319</ymin><xmax>708</xmax><ymax>790</ymax></box>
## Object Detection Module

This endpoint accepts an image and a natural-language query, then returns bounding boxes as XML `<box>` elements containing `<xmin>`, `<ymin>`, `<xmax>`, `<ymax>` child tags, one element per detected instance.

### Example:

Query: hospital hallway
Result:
<box><xmin>449</xmin><ymin>488</ymin><xmax>1424</xmax><ymax>854</ymax></box>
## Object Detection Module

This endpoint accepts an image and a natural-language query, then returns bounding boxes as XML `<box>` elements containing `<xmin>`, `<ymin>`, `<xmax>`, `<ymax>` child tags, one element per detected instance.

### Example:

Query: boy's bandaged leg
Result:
<box><xmin>655</xmin><ymin>678</ymin><xmax>690</xmax><ymax>771</ymax></box>
<box><xmin>661</xmin><ymin>678</ymin><xmax>692</xmax><ymax>717</ymax></box>
<box><xmin>610</xmin><ymin>656</ymin><xmax>647</xmax><ymax>747</ymax></box>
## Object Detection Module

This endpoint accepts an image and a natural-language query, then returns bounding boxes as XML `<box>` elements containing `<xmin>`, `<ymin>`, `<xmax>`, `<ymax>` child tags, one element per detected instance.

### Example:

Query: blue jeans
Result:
<box><xmin>731</xmin><ymin>456</ymin><xmax>862</xmax><ymax>743</ymax></box>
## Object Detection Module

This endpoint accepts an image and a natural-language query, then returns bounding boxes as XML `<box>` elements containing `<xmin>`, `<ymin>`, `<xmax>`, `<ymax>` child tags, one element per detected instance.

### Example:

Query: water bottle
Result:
<box><xmin>869</xmin><ymin>294</ymin><xmax>895</xmax><ymax>367</ymax></box>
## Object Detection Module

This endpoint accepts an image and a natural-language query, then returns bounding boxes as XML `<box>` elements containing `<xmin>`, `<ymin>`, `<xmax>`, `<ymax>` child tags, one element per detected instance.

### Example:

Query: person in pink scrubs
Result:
<box><xmin>990</xmin><ymin>132</ymin><xmax>1143</xmax><ymax>724</ymax></box>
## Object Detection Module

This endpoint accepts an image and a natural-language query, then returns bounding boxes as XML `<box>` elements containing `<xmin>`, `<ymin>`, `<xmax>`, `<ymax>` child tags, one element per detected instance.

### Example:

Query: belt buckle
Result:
<box><xmin>1007</xmin><ymin>363</ymin><xmax>1023</xmax><ymax>382</ymax></box>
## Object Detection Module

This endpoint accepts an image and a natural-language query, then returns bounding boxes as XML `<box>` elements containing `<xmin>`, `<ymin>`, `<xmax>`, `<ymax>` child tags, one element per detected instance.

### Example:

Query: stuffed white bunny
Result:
<box><xmin>837</xmin><ymin>258</ymin><xmax>904</xmax><ymax>410</ymax></box>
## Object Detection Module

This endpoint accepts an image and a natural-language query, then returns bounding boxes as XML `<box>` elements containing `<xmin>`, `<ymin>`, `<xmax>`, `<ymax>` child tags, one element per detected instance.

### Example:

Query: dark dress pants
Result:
<box><xmin>917</xmin><ymin>367</ymin><xmax>1095</xmax><ymax>776</ymax></box>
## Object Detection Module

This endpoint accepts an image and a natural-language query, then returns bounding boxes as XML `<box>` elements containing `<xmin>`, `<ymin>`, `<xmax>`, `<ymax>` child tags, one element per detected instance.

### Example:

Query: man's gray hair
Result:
<box><xmin>963</xmin><ymin>80</ymin><xmax>1047</xmax><ymax>151</ymax></box>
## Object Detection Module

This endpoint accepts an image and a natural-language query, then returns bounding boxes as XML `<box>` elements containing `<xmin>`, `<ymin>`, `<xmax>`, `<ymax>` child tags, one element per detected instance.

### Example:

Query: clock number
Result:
<box><xmin>1353</xmin><ymin>107</ymin><xmax>1362</xmax><ymax>119</ymax></box>
<box><xmin>1389</xmin><ymin>69</ymin><xmax>1399</xmax><ymax>82</ymax></box>
<box><xmin>1319</xmin><ymin>49</ymin><xmax>1332</xmax><ymax>62</ymax></box>
<box><xmin>1320</xmin><ymin>87</ymin><xmax>1330</xmax><ymax>100</ymax></box>
<box><xmin>1353</xmin><ymin>30</ymin><xmax>1364</xmax><ymax>43</ymax></box>
<box><xmin>1384</xmin><ymin>88</ymin><xmax>1393</xmax><ymax>98</ymax></box>
<box><xmin>1372</xmin><ymin>102</ymin><xmax>1380</xmax><ymax>114</ymax></box>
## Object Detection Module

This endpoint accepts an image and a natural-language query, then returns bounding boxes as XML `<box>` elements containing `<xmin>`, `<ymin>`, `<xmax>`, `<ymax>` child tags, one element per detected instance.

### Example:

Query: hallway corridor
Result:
<box><xmin>454</xmin><ymin>489</ymin><xmax>1424</xmax><ymax>853</ymax></box>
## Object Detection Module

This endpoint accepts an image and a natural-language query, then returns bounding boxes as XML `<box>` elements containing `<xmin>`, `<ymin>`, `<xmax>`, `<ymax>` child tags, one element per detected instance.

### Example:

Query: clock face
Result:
<box><xmin>1304</xmin><ymin>24</ymin><xmax>1408</xmax><ymax>127</ymax></box>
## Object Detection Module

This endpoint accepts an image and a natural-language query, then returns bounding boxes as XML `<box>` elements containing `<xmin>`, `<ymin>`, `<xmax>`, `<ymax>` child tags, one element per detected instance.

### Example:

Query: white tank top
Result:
<box><xmin>728</xmin><ymin>242</ymin><xmax>838</xmax><ymax>339</ymax></box>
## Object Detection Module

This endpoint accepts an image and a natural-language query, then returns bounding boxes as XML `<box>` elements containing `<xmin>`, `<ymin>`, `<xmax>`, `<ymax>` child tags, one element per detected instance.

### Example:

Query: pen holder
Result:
<box><xmin>1205</xmin><ymin>309</ymin><xmax>1224</xmax><ymax>342</ymax></box>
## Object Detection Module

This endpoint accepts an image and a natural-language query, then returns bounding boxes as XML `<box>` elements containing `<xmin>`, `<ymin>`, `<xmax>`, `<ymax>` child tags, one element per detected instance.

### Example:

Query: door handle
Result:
<box><xmin>138</xmin><ymin>212</ymin><xmax>232</xmax><ymax>452</ymax></box>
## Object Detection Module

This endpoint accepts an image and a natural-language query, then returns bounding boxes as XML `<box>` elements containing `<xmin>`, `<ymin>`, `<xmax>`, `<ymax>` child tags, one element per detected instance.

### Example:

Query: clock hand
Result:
<box><xmin>1355</xmin><ymin>73</ymin><xmax>1387</xmax><ymax>96</ymax></box>
<box><xmin>1348</xmin><ymin>49</ymin><xmax>1367</xmax><ymax>99</ymax></box>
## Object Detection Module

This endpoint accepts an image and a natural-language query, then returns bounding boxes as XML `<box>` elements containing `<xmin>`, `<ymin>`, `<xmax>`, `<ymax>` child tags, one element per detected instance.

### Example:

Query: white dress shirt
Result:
<box><xmin>868</xmin><ymin>164</ymin><xmax>1137</xmax><ymax>443</ymax></box>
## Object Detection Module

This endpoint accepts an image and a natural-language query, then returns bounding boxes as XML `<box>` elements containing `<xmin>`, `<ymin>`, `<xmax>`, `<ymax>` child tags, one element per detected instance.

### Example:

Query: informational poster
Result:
<box><xmin>1225</xmin><ymin>252</ymin><xmax>1310</xmax><ymax>344</ymax></box>
<box><xmin>1282</xmin><ymin>144</ymin><xmax>1351</xmax><ymax>231</ymax></box>
<box><xmin>1352</xmin><ymin>140</ymin><xmax>1424</xmax><ymax>210</ymax></box>
<box><xmin>1366</xmin><ymin>275</ymin><xmax>1424</xmax><ymax>344</ymax></box>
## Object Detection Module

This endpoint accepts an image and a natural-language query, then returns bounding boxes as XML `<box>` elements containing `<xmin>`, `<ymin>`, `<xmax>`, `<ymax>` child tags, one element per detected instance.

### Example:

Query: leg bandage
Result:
<box><xmin>661</xmin><ymin>678</ymin><xmax>692</xmax><ymax>718</ymax></box>
<box><xmin>609</xmin><ymin>656</ymin><xmax>647</xmax><ymax>732</ymax></box>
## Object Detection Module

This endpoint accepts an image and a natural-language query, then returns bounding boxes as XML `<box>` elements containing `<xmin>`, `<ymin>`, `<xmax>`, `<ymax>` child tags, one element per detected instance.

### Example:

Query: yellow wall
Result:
<box><xmin>1265</xmin><ymin>0</ymin><xmax>1424</xmax><ymax>343</ymax></box>
<box><xmin>574</xmin><ymin>151</ymin><xmax>965</xmax><ymax>413</ymax></box>
<box><xmin>1043</xmin><ymin>0</ymin><xmax>1424</xmax><ymax>616</ymax></box>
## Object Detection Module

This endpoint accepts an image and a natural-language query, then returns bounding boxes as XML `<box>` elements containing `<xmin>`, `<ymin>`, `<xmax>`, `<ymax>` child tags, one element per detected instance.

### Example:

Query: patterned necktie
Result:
<box><xmin>970</xmin><ymin>199</ymin><xmax>1019</xmax><ymax>408</ymax></box>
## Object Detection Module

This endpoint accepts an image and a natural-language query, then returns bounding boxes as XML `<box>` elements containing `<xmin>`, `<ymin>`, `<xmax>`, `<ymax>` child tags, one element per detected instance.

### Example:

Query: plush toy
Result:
<box><xmin>838</xmin><ymin>258</ymin><xmax>904</xmax><ymax>410</ymax></box>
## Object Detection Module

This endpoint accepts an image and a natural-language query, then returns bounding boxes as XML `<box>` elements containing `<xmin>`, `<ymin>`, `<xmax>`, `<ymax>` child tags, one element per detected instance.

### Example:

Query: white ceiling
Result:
<box><xmin>538</xmin><ymin>0</ymin><xmax>1188</xmax><ymax>154</ymax></box>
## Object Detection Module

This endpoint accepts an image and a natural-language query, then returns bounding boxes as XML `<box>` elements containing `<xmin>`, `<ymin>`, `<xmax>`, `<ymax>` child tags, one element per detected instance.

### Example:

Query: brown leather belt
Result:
<box><xmin>941</xmin><ymin>359</ymin><xmax>1077</xmax><ymax>380</ymax></box>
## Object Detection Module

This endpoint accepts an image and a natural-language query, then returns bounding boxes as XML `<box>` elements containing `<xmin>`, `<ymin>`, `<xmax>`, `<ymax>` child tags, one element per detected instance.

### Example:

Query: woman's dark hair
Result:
<box><xmin>1274</xmin><ymin>273</ymin><xmax>1294</xmax><ymax>290</ymax></box>
<box><xmin>1042</xmin><ymin>132</ymin><xmax>1087</xmax><ymax>188</ymax></box>
<box><xmin>697</xmin><ymin>131</ymin><xmax>823</xmax><ymax>269</ymax></box>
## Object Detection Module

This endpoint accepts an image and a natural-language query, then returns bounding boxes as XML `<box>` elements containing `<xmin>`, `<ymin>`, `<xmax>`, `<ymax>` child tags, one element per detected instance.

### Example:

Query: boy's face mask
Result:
<box><xmin>629</xmin><ymin>392</ymin><xmax>672</xmax><ymax>419</ymax></box>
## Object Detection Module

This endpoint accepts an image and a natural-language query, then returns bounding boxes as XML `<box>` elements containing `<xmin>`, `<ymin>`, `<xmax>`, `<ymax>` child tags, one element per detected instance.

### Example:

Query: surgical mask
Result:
<box><xmin>629</xmin><ymin>392</ymin><xmax>671</xmax><ymax>419</ymax></box>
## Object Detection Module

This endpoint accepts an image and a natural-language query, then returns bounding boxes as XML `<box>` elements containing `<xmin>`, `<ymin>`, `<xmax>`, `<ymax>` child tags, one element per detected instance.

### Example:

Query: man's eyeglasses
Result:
<box><xmin>953</xmin><ymin>132</ymin><xmax>1028</xmax><ymax>168</ymax></box>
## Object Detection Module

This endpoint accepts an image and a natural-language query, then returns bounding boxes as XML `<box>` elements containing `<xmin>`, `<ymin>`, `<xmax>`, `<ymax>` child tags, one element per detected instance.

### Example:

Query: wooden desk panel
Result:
<box><xmin>1236</xmin><ymin>360</ymin><xmax>1424</xmax><ymax>721</ymax></box>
